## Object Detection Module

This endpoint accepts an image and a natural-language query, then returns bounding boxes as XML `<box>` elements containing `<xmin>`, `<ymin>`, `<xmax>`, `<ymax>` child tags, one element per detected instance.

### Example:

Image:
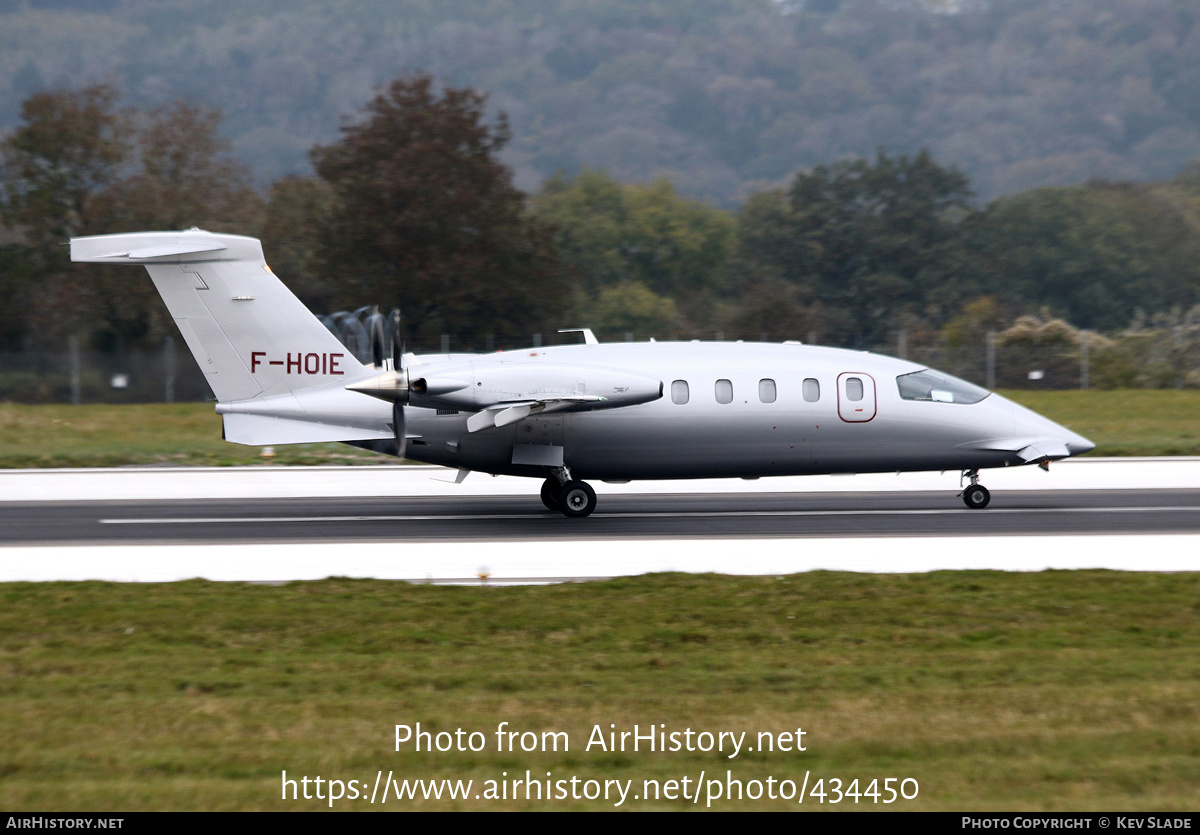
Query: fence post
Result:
<box><xmin>440</xmin><ymin>334</ymin><xmax>450</xmax><ymax>353</ymax></box>
<box><xmin>985</xmin><ymin>331</ymin><xmax>996</xmax><ymax>391</ymax></box>
<box><xmin>164</xmin><ymin>336</ymin><xmax>176</xmax><ymax>403</ymax></box>
<box><xmin>897</xmin><ymin>329</ymin><xmax>908</xmax><ymax>360</ymax></box>
<box><xmin>1080</xmin><ymin>331</ymin><xmax>1089</xmax><ymax>391</ymax></box>
<box><xmin>69</xmin><ymin>336</ymin><xmax>81</xmax><ymax>406</ymax></box>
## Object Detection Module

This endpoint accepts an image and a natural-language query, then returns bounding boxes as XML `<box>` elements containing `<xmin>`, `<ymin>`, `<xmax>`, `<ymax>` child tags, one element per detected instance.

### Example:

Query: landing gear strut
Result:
<box><xmin>959</xmin><ymin>469</ymin><xmax>991</xmax><ymax>509</ymax></box>
<box><xmin>543</xmin><ymin>467</ymin><xmax>598</xmax><ymax>517</ymax></box>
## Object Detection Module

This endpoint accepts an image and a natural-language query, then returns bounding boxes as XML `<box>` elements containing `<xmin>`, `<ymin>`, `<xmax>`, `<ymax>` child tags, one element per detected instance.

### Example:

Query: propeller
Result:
<box><xmin>346</xmin><ymin>309</ymin><xmax>459</xmax><ymax>462</ymax></box>
<box><xmin>366</xmin><ymin>306</ymin><xmax>386</xmax><ymax>368</ymax></box>
<box><xmin>389</xmin><ymin>310</ymin><xmax>407</xmax><ymax>459</ymax></box>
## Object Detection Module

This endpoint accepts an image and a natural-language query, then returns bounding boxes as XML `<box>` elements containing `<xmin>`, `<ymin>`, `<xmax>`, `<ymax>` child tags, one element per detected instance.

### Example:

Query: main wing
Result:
<box><xmin>345</xmin><ymin>359</ymin><xmax>663</xmax><ymax>432</ymax></box>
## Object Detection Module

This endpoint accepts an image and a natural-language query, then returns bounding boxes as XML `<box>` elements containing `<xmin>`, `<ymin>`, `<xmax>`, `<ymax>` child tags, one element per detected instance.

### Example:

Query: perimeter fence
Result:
<box><xmin>3</xmin><ymin>325</ymin><xmax>1195</xmax><ymax>404</ymax></box>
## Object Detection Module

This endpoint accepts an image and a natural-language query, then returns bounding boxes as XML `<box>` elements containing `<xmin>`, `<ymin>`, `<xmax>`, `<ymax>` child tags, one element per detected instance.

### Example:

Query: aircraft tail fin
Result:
<box><xmin>70</xmin><ymin>229</ymin><xmax>366</xmax><ymax>403</ymax></box>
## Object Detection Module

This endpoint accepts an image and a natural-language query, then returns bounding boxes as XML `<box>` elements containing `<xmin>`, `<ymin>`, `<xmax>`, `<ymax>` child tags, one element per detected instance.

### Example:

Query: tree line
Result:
<box><xmin>3</xmin><ymin>80</ymin><xmax>1200</xmax><ymax>387</ymax></box>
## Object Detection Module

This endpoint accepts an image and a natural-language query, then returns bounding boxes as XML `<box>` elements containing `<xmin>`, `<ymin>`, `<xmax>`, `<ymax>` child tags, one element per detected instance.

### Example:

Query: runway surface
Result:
<box><xmin>2</xmin><ymin>460</ymin><xmax>1198</xmax><ymax>582</ymax></box>
<box><xmin>5</xmin><ymin>489</ymin><xmax>1200</xmax><ymax>545</ymax></box>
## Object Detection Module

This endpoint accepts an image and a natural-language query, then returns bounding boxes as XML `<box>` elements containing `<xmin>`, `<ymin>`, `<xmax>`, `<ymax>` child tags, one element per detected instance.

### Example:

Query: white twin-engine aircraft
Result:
<box><xmin>71</xmin><ymin>229</ymin><xmax>1094</xmax><ymax>517</ymax></box>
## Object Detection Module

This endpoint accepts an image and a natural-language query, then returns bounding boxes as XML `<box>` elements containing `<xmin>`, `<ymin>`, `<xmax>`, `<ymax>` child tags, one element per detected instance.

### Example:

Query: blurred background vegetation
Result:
<box><xmin>4</xmin><ymin>0</ymin><xmax>1196</xmax><ymax>201</ymax></box>
<box><xmin>2</xmin><ymin>0</ymin><xmax>1200</xmax><ymax>400</ymax></box>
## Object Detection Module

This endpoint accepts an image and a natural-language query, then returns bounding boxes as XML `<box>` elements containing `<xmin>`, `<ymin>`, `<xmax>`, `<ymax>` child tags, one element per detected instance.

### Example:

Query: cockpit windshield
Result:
<box><xmin>896</xmin><ymin>369</ymin><xmax>990</xmax><ymax>404</ymax></box>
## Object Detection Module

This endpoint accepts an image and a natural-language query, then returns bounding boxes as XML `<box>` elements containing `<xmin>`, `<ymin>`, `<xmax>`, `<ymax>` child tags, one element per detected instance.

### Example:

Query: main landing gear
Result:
<box><xmin>541</xmin><ymin>468</ymin><xmax>598</xmax><ymax>518</ymax></box>
<box><xmin>959</xmin><ymin>469</ymin><xmax>991</xmax><ymax>509</ymax></box>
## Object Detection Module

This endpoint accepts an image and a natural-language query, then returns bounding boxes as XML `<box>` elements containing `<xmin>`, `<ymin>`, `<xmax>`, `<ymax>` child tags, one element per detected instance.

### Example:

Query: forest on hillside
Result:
<box><xmin>1</xmin><ymin>0</ymin><xmax>1198</xmax><ymax>205</ymax></box>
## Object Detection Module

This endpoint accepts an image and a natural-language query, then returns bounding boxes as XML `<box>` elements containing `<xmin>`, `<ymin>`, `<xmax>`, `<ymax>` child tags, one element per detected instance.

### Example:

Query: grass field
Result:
<box><xmin>1</xmin><ymin>389</ymin><xmax>1198</xmax><ymax>468</ymax></box>
<box><xmin>1</xmin><ymin>572</ymin><xmax>1197</xmax><ymax>811</ymax></box>
<box><xmin>0</xmin><ymin>402</ymin><xmax>382</xmax><ymax>468</ymax></box>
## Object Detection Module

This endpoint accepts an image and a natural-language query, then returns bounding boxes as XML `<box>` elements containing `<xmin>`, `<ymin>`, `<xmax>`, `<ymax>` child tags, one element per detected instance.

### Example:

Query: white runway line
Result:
<box><xmin>96</xmin><ymin>505</ymin><xmax>1200</xmax><ymax>526</ymax></box>
<box><xmin>1</xmin><ymin>535</ymin><xmax>1196</xmax><ymax>584</ymax></box>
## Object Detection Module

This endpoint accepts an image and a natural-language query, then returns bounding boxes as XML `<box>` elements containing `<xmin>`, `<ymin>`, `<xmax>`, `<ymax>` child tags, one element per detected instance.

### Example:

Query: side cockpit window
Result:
<box><xmin>897</xmin><ymin>369</ymin><xmax>989</xmax><ymax>404</ymax></box>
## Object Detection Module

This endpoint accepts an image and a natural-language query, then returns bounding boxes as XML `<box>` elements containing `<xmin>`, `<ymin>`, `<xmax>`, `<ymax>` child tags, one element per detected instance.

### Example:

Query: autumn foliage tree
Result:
<box><xmin>0</xmin><ymin>85</ymin><xmax>261</xmax><ymax>349</ymax></box>
<box><xmin>310</xmin><ymin>75</ymin><xmax>568</xmax><ymax>345</ymax></box>
<box><xmin>1</xmin><ymin>84</ymin><xmax>129</xmax><ymax>241</ymax></box>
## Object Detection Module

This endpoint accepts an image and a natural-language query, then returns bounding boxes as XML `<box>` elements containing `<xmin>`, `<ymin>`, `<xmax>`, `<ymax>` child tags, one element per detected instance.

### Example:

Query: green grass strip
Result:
<box><xmin>1</xmin><ymin>572</ymin><xmax>1197</xmax><ymax>809</ymax></box>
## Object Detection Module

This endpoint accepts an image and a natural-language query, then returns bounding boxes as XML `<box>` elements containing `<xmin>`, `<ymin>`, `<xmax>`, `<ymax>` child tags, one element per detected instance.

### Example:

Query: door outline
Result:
<box><xmin>837</xmin><ymin>372</ymin><xmax>877</xmax><ymax>423</ymax></box>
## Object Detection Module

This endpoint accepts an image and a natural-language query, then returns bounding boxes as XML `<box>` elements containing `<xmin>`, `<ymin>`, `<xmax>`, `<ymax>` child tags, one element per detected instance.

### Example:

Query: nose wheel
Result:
<box><xmin>959</xmin><ymin>469</ymin><xmax>991</xmax><ymax>509</ymax></box>
<box><xmin>962</xmin><ymin>483</ymin><xmax>991</xmax><ymax>509</ymax></box>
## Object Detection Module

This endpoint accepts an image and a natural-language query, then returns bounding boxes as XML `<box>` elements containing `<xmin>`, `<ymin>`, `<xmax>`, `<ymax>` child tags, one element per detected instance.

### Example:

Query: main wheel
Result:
<box><xmin>540</xmin><ymin>477</ymin><xmax>561</xmax><ymax>511</ymax></box>
<box><xmin>962</xmin><ymin>484</ymin><xmax>991</xmax><ymax>509</ymax></box>
<box><xmin>558</xmin><ymin>480</ymin><xmax>597</xmax><ymax>517</ymax></box>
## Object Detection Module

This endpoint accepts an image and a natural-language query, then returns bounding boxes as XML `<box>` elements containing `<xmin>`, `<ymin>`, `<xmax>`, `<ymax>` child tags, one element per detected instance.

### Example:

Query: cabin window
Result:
<box><xmin>896</xmin><ymin>369</ymin><xmax>989</xmax><ymax>404</ymax></box>
<box><xmin>758</xmin><ymin>378</ymin><xmax>777</xmax><ymax>403</ymax></box>
<box><xmin>845</xmin><ymin>377</ymin><xmax>864</xmax><ymax>402</ymax></box>
<box><xmin>715</xmin><ymin>379</ymin><xmax>733</xmax><ymax>404</ymax></box>
<box><xmin>671</xmin><ymin>380</ymin><xmax>689</xmax><ymax>405</ymax></box>
<box><xmin>802</xmin><ymin>378</ymin><xmax>820</xmax><ymax>402</ymax></box>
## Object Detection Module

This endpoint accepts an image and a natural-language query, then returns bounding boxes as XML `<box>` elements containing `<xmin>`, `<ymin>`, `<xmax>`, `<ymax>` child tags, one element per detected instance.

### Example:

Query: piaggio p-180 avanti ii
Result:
<box><xmin>70</xmin><ymin>229</ymin><xmax>1094</xmax><ymax>517</ymax></box>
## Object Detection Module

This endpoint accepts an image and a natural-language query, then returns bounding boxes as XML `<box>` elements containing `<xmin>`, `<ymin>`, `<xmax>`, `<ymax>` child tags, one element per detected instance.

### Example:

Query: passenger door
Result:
<box><xmin>837</xmin><ymin>372</ymin><xmax>877</xmax><ymax>422</ymax></box>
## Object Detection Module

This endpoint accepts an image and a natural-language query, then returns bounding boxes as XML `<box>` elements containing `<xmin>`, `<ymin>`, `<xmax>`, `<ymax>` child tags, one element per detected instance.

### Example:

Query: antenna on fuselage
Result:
<box><xmin>558</xmin><ymin>328</ymin><xmax>599</xmax><ymax>345</ymax></box>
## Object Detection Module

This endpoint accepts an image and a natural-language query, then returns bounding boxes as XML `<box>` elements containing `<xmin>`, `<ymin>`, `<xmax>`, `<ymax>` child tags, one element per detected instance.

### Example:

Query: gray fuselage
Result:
<box><xmin>395</xmin><ymin>341</ymin><xmax>1093</xmax><ymax>481</ymax></box>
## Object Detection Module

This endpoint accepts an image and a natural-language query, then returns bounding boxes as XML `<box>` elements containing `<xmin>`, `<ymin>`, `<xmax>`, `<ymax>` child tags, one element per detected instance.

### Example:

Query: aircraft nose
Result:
<box><xmin>1010</xmin><ymin>400</ymin><xmax>1096</xmax><ymax>459</ymax></box>
<box><xmin>1065</xmin><ymin>430</ymin><xmax>1096</xmax><ymax>456</ymax></box>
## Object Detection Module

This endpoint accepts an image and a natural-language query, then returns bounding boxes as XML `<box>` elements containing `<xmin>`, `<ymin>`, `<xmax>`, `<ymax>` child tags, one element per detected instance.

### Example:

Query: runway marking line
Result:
<box><xmin>99</xmin><ymin>505</ymin><xmax>1200</xmax><ymax>525</ymax></box>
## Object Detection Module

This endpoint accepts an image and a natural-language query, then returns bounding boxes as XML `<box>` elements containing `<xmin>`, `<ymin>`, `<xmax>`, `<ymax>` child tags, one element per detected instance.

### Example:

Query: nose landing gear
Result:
<box><xmin>959</xmin><ymin>469</ymin><xmax>991</xmax><ymax>509</ymax></box>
